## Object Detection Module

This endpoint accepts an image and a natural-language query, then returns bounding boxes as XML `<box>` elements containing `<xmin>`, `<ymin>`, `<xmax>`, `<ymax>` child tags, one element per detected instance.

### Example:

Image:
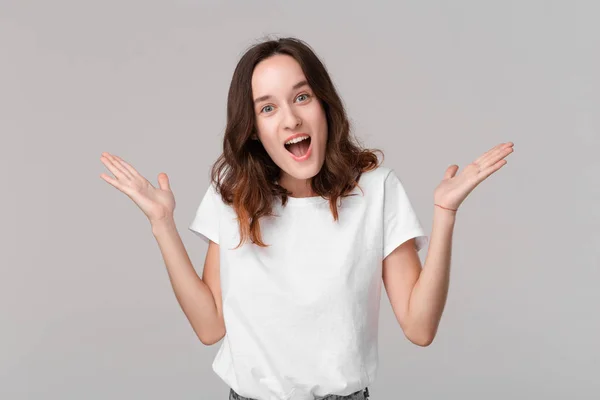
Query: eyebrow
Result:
<box><xmin>253</xmin><ymin>80</ymin><xmax>309</xmax><ymax>105</ymax></box>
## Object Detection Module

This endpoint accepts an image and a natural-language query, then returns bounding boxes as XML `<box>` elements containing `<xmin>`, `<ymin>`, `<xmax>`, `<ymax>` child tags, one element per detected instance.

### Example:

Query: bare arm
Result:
<box><xmin>152</xmin><ymin>218</ymin><xmax>225</xmax><ymax>346</ymax></box>
<box><xmin>383</xmin><ymin>142</ymin><xmax>513</xmax><ymax>346</ymax></box>
<box><xmin>383</xmin><ymin>207</ymin><xmax>454</xmax><ymax>346</ymax></box>
<box><xmin>98</xmin><ymin>153</ymin><xmax>225</xmax><ymax>345</ymax></box>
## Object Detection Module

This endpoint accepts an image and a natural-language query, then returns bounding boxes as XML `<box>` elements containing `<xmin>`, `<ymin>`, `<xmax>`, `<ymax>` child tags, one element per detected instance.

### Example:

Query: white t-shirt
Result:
<box><xmin>188</xmin><ymin>165</ymin><xmax>429</xmax><ymax>400</ymax></box>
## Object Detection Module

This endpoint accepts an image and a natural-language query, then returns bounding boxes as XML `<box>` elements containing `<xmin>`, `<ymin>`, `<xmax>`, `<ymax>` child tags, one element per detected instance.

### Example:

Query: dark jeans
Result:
<box><xmin>229</xmin><ymin>387</ymin><xmax>370</xmax><ymax>400</ymax></box>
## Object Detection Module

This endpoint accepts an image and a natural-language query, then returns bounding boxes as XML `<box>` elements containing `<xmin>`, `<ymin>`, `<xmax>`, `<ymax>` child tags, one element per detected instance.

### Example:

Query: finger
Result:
<box><xmin>158</xmin><ymin>173</ymin><xmax>171</xmax><ymax>191</ymax></box>
<box><xmin>99</xmin><ymin>172</ymin><xmax>137</xmax><ymax>199</ymax></box>
<box><xmin>106</xmin><ymin>153</ymin><xmax>134</xmax><ymax>179</ymax></box>
<box><xmin>473</xmin><ymin>143</ymin><xmax>503</xmax><ymax>164</ymax></box>
<box><xmin>478</xmin><ymin>144</ymin><xmax>514</xmax><ymax>170</ymax></box>
<box><xmin>477</xmin><ymin>159</ymin><xmax>508</xmax><ymax>181</ymax></box>
<box><xmin>112</xmin><ymin>154</ymin><xmax>141</xmax><ymax>178</ymax></box>
<box><xmin>476</xmin><ymin>142</ymin><xmax>512</xmax><ymax>168</ymax></box>
<box><xmin>444</xmin><ymin>165</ymin><xmax>459</xmax><ymax>180</ymax></box>
<box><xmin>474</xmin><ymin>142</ymin><xmax>509</xmax><ymax>165</ymax></box>
<box><xmin>101</xmin><ymin>153</ymin><xmax>132</xmax><ymax>180</ymax></box>
<box><xmin>99</xmin><ymin>172</ymin><xmax>125</xmax><ymax>191</ymax></box>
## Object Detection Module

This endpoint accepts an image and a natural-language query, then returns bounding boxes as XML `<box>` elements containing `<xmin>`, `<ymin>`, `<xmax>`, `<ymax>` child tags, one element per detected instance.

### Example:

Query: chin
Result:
<box><xmin>284</xmin><ymin>168</ymin><xmax>320</xmax><ymax>181</ymax></box>
<box><xmin>278</xmin><ymin>158</ymin><xmax>324</xmax><ymax>181</ymax></box>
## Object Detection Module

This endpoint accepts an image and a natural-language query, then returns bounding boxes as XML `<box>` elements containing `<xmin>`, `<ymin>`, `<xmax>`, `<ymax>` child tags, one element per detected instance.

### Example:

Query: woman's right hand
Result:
<box><xmin>100</xmin><ymin>152</ymin><xmax>176</xmax><ymax>225</ymax></box>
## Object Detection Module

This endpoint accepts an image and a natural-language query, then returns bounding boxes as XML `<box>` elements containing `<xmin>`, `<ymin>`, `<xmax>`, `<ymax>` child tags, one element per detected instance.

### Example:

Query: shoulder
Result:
<box><xmin>192</xmin><ymin>178</ymin><xmax>230</xmax><ymax>215</ymax></box>
<box><xmin>358</xmin><ymin>165</ymin><xmax>395</xmax><ymax>188</ymax></box>
<box><xmin>205</xmin><ymin>176</ymin><xmax>230</xmax><ymax>207</ymax></box>
<box><xmin>356</xmin><ymin>165</ymin><xmax>413</xmax><ymax>206</ymax></box>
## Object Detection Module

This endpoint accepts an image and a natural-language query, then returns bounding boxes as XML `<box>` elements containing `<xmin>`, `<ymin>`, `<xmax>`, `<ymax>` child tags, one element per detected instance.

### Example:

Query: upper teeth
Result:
<box><xmin>285</xmin><ymin>135</ymin><xmax>310</xmax><ymax>145</ymax></box>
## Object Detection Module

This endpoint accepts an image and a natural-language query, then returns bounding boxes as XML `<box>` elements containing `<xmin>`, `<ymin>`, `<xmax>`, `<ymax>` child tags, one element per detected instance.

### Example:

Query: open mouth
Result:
<box><xmin>284</xmin><ymin>135</ymin><xmax>312</xmax><ymax>159</ymax></box>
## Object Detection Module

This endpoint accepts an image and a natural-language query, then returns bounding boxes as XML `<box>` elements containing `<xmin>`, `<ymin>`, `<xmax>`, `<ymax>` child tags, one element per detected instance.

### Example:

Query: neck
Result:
<box><xmin>278</xmin><ymin>174</ymin><xmax>315</xmax><ymax>198</ymax></box>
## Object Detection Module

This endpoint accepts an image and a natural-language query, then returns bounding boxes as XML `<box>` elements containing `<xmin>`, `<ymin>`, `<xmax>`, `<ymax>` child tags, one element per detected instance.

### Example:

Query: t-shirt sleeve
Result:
<box><xmin>188</xmin><ymin>183</ymin><xmax>221</xmax><ymax>245</ymax></box>
<box><xmin>382</xmin><ymin>169</ymin><xmax>429</xmax><ymax>259</ymax></box>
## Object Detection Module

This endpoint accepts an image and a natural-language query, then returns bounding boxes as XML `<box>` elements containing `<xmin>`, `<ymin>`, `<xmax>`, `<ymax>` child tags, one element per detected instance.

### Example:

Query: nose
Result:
<box><xmin>281</xmin><ymin>105</ymin><xmax>302</xmax><ymax>130</ymax></box>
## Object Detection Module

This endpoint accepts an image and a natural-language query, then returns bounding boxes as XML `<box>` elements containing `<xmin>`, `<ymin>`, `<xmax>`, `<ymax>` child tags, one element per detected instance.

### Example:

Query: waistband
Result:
<box><xmin>229</xmin><ymin>386</ymin><xmax>370</xmax><ymax>400</ymax></box>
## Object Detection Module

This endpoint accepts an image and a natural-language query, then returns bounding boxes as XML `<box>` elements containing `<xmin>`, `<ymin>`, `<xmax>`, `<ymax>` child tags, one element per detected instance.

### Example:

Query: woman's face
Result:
<box><xmin>251</xmin><ymin>54</ymin><xmax>328</xmax><ymax>195</ymax></box>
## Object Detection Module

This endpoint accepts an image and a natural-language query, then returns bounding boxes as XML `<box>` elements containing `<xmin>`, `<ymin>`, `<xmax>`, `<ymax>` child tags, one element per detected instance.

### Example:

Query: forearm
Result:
<box><xmin>407</xmin><ymin>207</ymin><xmax>456</xmax><ymax>343</ymax></box>
<box><xmin>152</xmin><ymin>218</ymin><xmax>224</xmax><ymax>344</ymax></box>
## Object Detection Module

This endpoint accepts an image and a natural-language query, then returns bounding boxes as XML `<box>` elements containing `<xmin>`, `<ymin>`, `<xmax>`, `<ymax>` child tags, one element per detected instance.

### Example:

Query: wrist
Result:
<box><xmin>433</xmin><ymin>204</ymin><xmax>457</xmax><ymax>223</ymax></box>
<box><xmin>434</xmin><ymin>203</ymin><xmax>457</xmax><ymax>212</ymax></box>
<box><xmin>151</xmin><ymin>216</ymin><xmax>177</xmax><ymax>235</ymax></box>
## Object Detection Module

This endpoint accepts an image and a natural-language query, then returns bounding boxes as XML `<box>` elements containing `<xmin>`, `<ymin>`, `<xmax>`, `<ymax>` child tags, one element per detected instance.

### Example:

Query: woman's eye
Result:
<box><xmin>296</xmin><ymin>93</ymin><xmax>310</xmax><ymax>102</ymax></box>
<box><xmin>261</xmin><ymin>105</ymin><xmax>274</xmax><ymax>113</ymax></box>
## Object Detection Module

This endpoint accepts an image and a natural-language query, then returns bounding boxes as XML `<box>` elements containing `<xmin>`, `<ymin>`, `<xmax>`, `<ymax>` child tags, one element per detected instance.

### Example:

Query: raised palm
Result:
<box><xmin>100</xmin><ymin>152</ymin><xmax>175</xmax><ymax>224</ymax></box>
<box><xmin>433</xmin><ymin>142</ymin><xmax>514</xmax><ymax>211</ymax></box>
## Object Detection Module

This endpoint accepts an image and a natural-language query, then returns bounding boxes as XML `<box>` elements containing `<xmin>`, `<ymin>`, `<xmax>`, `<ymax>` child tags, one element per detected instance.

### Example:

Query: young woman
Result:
<box><xmin>100</xmin><ymin>37</ymin><xmax>514</xmax><ymax>400</ymax></box>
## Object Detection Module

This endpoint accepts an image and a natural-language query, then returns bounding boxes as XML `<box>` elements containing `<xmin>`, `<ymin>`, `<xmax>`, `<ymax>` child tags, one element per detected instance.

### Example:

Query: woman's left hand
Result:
<box><xmin>433</xmin><ymin>142</ymin><xmax>514</xmax><ymax>212</ymax></box>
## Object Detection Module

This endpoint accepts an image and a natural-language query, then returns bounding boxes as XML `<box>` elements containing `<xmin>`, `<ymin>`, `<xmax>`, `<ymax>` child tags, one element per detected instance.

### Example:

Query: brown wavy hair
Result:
<box><xmin>210</xmin><ymin>36</ymin><xmax>383</xmax><ymax>248</ymax></box>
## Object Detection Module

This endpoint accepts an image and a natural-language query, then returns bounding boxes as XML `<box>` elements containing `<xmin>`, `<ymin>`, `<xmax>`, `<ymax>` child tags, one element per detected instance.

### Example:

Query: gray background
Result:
<box><xmin>1</xmin><ymin>0</ymin><xmax>598</xmax><ymax>399</ymax></box>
